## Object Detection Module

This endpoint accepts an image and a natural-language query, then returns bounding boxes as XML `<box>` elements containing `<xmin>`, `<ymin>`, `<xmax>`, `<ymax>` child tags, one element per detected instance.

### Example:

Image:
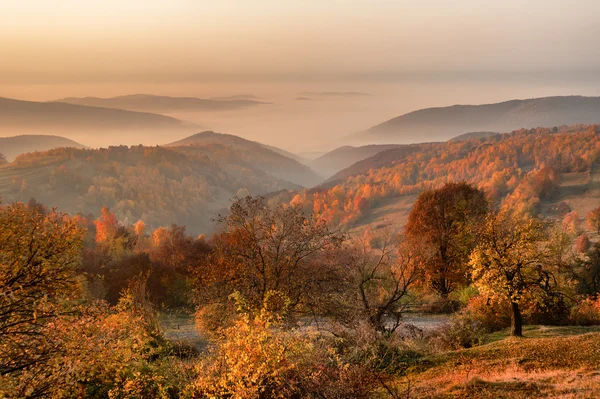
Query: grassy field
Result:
<box><xmin>351</xmin><ymin>166</ymin><xmax>600</xmax><ymax>240</ymax></box>
<box><xmin>405</xmin><ymin>326</ymin><xmax>600</xmax><ymax>398</ymax></box>
<box><xmin>541</xmin><ymin>169</ymin><xmax>600</xmax><ymax>224</ymax></box>
<box><xmin>159</xmin><ymin>312</ymin><xmax>207</xmax><ymax>351</ymax></box>
<box><xmin>350</xmin><ymin>194</ymin><xmax>418</xmax><ymax>234</ymax></box>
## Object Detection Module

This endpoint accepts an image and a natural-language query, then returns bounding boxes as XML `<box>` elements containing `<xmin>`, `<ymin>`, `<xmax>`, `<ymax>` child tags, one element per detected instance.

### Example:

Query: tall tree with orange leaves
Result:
<box><xmin>405</xmin><ymin>182</ymin><xmax>489</xmax><ymax>299</ymax></box>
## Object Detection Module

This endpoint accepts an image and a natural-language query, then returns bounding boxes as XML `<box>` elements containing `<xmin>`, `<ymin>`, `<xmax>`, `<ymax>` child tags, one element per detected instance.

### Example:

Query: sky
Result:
<box><xmin>2</xmin><ymin>0</ymin><xmax>600</xmax><ymax>151</ymax></box>
<box><xmin>2</xmin><ymin>0</ymin><xmax>599</xmax><ymax>85</ymax></box>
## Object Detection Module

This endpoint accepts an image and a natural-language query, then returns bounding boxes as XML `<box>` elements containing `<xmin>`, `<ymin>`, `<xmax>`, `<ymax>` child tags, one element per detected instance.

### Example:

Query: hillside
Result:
<box><xmin>55</xmin><ymin>94</ymin><xmax>267</xmax><ymax>113</ymax></box>
<box><xmin>449</xmin><ymin>131</ymin><xmax>499</xmax><ymax>142</ymax></box>
<box><xmin>0</xmin><ymin>146</ymin><xmax>299</xmax><ymax>233</ymax></box>
<box><xmin>326</xmin><ymin>144</ymin><xmax>422</xmax><ymax>184</ymax></box>
<box><xmin>273</xmin><ymin>125</ymin><xmax>600</xmax><ymax>232</ymax></box>
<box><xmin>408</xmin><ymin>326</ymin><xmax>600</xmax><ymax>398</ymax></box>
<box><xmin>362</xmin><ymin>96</ymin><xmax>600</xmax><ymax>143</ymax></box>
<box><xmin>0</xmin><ymin>97</ymin><xmax>194</xmax><ymax>144</ymax></box>
<box><xmin>0</xmin><ymin>135</ymin><xmax>85</xmax><ymax>161</ymax></box>
<box><xmin>167</xmin><ymin>131</ymin><xmax>323</xmax><ymax>187</ymax></box>
<box><xmin>310</xmin><ymin>144</ymin><xmax>404</xmax><ymax>178</ymax></box>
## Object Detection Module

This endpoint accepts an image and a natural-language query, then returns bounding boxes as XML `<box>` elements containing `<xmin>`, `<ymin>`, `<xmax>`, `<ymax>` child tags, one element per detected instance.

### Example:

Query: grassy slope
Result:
<box><xmin>407</xmin><ymin>326</ymin><xmax>600</xmax><ymax>398</ymax></box>
<box><xmin>351</xmin><ymin>165</ymin><xmax>600</xmax><ymax>237</ymax></box>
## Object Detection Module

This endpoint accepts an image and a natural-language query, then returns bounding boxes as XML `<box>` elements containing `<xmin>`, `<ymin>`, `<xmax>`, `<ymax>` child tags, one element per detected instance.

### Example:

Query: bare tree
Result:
<box><xmin>340</xmin><ymin>228</ymin><xmax>422</xmax><ymax>333</ymax></box>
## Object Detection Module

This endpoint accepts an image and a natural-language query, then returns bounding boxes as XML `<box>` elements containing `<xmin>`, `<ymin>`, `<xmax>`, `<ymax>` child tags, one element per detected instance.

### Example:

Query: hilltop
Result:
<box><xmin>167</xmin><ymin>131</ymin><xmax>323</xmax><ymax>187</ymax></box>
<box><xmin>362</xmin><ymin>96</ymin><xmax>600</xmax><ymax>144</ymax></box>
<box><xmin>0</xmin><ymin>145</ymin><xmax>299</xmax><ymax>233</ymax></box>
<box><xmin>0</xmin><ymin>135</ymin><xmax>85</xmax><ymax>161</ymax></box>
<box><xmin>0</xmin><ymin>97</ymin><xmax>195</xmax><ymax>145</ymax></box>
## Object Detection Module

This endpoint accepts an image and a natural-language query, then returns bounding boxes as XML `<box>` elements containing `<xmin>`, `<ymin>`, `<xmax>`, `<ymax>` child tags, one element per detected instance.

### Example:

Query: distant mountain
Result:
<box><xmin>0</xmin><ymin>146</ymin><xmax>299</xmax><ymax>234</ymax></box>
<box><xmin>301</xmin><ymin>92</ymin><xmax>370</xmax><ymax>97</ymax></box>
<box><xmin>55</xmin><ymin>94</ymin><xmax>267</xmax><ymax>113</ymax></box>
<box><xmin>310</xmin><ymin>144</ymin><xmax>404</xmax><ymax>178</ymax></box>
<box><xmin>209</xmin><ymin>94</ymin><xmax>259</xmax><ymax>101</ymax></box>
<box><xmin>296</xmin><ymin>151</ymin><xmax>326</xmax><ymax>161</ymax></box>
<box><xmin>0</xmin><ymin>135</ymin><xmax>85</xmax><ymax>161</ymax></box>
<box><xmin>449</xmin><ymin>131</ymin><xmax>499</xmax><ymax>142</ymax></box>
<box><xmin>0</xmin><ymin>97</ymin><xmax>194</xmax><ymax>140</ymax></box>
<box><xmin>362</xmin><ymin>96</ymin><xmax>600</xmax><ymax>143</ymax></box>
<box><xmin>167</xmin><ymin>131</ymin><xmax>323</xmax><ymax>187</ymax></box>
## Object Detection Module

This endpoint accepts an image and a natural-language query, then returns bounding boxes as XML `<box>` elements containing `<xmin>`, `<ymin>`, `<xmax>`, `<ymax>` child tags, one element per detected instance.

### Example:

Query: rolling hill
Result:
<box><xmin>362</xmin><ymin>96</ymin><xmax>600</xmax><ymax>144</ymax></box>
<box><xmin>0</xmin><ymin>135</ymin><xmax>85</xmax><ymax>161</ymax></box>
<box><xmin>310</xmin><ymin>144</ymin><xmax>404</xmax><ymax>178</ymax></box>
<box><xmin>0</xmin><ymin>145</ymin><xmax>300</xmax><ymax>234</ymax></box>
<box><xmin>167</xmin><ymin>131</ymin><xmax>323</xmax><ymax>187</ymax></box>
<box><xmin>275</xmin><ymin>125</ymin><xmax>600</xmax><ymax>234</ymax></box>
<box><xmin>0</xmin><ymin>97</ymin><xmax>195</xmax><ymax>144</ymax></box>
<box><xmin>55</xmin><ymin>94</ymin><xmax>267</xmax><ymax>112</ymax></box>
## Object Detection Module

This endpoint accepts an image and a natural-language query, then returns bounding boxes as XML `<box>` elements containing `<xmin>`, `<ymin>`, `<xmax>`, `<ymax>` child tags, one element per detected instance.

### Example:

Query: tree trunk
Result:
<box><xmin>511</xmin><ymin>301</ymin><xmax>523</xmax><ymax>337</ymax></box>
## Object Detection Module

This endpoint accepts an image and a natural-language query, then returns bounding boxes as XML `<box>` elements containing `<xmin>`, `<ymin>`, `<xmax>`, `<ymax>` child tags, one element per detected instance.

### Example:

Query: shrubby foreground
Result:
<box><xmin>1</xmin><ymin>185</ymin><xmax>600</xmax><ymax>398</ymax></box>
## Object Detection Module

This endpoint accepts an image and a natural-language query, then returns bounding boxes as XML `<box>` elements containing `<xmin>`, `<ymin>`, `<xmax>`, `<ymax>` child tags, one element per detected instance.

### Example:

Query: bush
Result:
<box><xmin>453</xmin><ymin>285</ymin><xmax>480</xmax><ymax>306</ymax></box>
<box><xmin>521</xmin><ymin>291</ymin><xmax>570</xmax><ymax>326</ymax></box>
<box><xmin>191</xmin><ymin>308</ymin><xmax>413</xmax><ymax>398</ymax></box>
<box><xmin>412</xmin><ymin>289</ymin><xmax>463</xmax><ymax>314</ymax></box>
<box><xmin>428</xmin><ymin>312</ymin><xmax>488</xmax><ymax>350</ymax></box>
<box><xmin>570</xmin><ymin>297</ymin><xmax>600</xmax><ymax>326</ymax></box>
<box><xmin>461</xmin><ymin>291</ymin><xmax>570</xmax><ymax>332</ymax></box>
<box><xmin>465</xmin><ymin>294</ymin><xmax>511</xmax><ymax>332</ymax></box>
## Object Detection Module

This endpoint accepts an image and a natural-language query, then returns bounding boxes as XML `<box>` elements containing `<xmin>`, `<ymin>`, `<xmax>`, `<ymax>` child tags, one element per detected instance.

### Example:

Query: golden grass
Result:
<box><xmin>405</xmin><ymin>328</ymin><xmax>600</xmax><ymax>398</ymax></box>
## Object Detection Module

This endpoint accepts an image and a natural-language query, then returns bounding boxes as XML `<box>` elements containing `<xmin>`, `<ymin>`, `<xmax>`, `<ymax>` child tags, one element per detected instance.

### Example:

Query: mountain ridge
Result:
<box><xmin>55</xmin><ymin>94</ymin><xmax>267</xmax><ymax>113</ymax></box>
<box><xmin>167</xmin><ymin>131</ymin><xmax>323</xmax><ymax>188</ymax></box>
<box><xmin>362</xmin><ymin>95</ymin><xmax>600</xmax><ymax>143</ymax></box>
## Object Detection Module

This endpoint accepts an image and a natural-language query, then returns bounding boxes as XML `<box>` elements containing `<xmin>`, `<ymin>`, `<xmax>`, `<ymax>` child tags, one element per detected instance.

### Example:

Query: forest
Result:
<box><xmin>278</xmin><ymin>125</ymin><xmax>600</xmax><ymax>227</ymax></box>
<box><xmin>2</xmin><ymin>153</ymin><xmax>600</xmax><ymax>397</ymax></box>
<box><xmin>0</xmin><ymin>144</ymin><xmax>300</xmax><ymax>233</ymax></box>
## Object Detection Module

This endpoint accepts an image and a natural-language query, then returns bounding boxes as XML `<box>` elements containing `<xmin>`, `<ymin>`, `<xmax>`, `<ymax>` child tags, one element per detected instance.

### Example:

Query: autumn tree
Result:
<box><xmin>0</xmin><ymin>153</ymin><xmax>6</xmax><ymax>165</ymax></box>
<box><xmin>405</xmin><ymin>182</ymin><xmax>489</xmax><ymax>299</ymax></box>
<box><xmin>147</xmin><ymin>224</ymin><xmax>210</xmax><ymax>309</ymax></box>
<box><xmin>0</xmin><ymin>202</ymin><xmax>84</xmax><ymax>378</ymax></box>
<box><xmin>469</xmin><ymin>210</ymin><xmax>552</xmax><ymax>336</ymax></box>
<box><xmin>587</xmin><ymin>206</ymin><xmax>600</xmax><ymax>234</ymax></box>
<box><xmin>576</xmin><ymin>234</ymin><xmax>591</xmax><ymax>254</ymax></box>
<box><xmin>194</xmin><ymin>196</ymin><xmax>344</xmax><ymax>332</ymax></box>
<box><xmin>93</xmin><ymin>206</ymin><xmax>136</xmax><ymax>257</ymax></box>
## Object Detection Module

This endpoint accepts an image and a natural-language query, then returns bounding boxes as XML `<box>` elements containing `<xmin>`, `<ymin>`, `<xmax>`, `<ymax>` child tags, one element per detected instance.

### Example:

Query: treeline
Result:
<box><xmin>276</xmin><ymin>125</ymin><xmax>600</xmax><ymax>226</ymax></box>
<box><xmin>2</xmin><ymin>185</ymin><xmax>600</xmax><ymax>397</ymax></box>
<box><xmin>1</xmin><ymin>145</ymin><xmax>297</xmax><ymax>233</ymax></box>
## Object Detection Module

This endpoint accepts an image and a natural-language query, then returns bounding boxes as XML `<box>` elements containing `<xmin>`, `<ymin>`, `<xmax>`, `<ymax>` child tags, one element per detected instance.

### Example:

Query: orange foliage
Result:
<box><xmin>279</xmin><ymin>126</ymin><xmax>599</xmax><ymax>227</ymax></box>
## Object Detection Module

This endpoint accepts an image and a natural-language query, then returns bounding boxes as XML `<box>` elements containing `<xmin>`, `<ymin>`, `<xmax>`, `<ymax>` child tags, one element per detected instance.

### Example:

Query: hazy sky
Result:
<box><xmin>2</xmin><ymin>1</ymin><xmax>600</xmax><ymax>152</ymax></box>
<box><xmin>2</xmin><ymin>0</ymin><xmax>599</xmax><ymax>85</ymax></box>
